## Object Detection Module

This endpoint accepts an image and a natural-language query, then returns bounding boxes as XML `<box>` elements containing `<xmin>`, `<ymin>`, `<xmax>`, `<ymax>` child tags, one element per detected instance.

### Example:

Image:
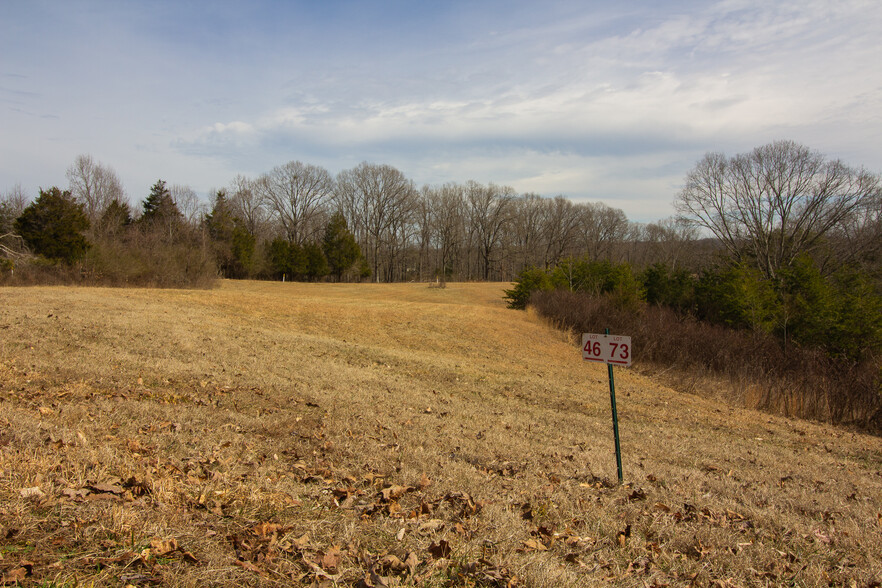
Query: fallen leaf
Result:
<box><xmin>628</xmin><ymin>488</ymin><xmax>647</xmax><ymax>501</ymax></box>
<box><xmin>1</xmin><ymin>562</ymin><xmax>32</xmax><ymax>584</ymax></box>
<box><xmin>252</xmin><ymin>522</ymin><xmax>286</xmax><ymax>538</ymax></box>
<box><xmin>291</xmin><ymin>533</ymin><xmax>311</xmax><ymax>550</ymax></box>
<box><xmin>418</xmin><ymin>519</ymin><xmax>445</xmax><ymax>535</ymax></box>
<box><xmin>380</xmin><ymin>485</ymin><xmax>413</xmax><ymax>502</ymax></box>
<box><xmin>379</xmin><ymin>554</ymin><xmax>407</xmax><ymax>572</ymax></box>
<box><xmin>369</xmin><ymin>567</ymin><xmax>390</xmax><ymax>587</ymax></box>
<box><xmin>404</xmin><ymin>551</ymin><xmax>419</xmax><ymax>573</ymax></box>
<box><xmin>19</xmin><ymin>486</ymin><xmax>44</xmax><ymax>499</ymax></box>
<box><xmin>418</xmin><ymin>472</ymin><xmax>431</xmax><ymax>490</ymax></box>
<box><xmin>91</xmin><ymin>483</ymin><xmax>124</xmax><ymax>495</ymax></box>
<box><xmin>233</xmin><ymin>559</ymin><xmax>266</xmax><ymax>576</ymax></box>
<box><xmin>520</xmin><ymin>539</ymin><xmax>548</xmax><ymax>552</ymax></box>
<box><xmin>62</xmin><ymin>487</ymin><xmax>89</xmax><ymax>500</ymax></box>
<box><xmin>150</xmin><ymin>537</ymin><xmax>178</xmax><ymax>556</ymax></box>
<box><xmin>428</xmin><ymin>539</ymin><xmax>451</xmax><ymax>559</ymax></box>
<box><xmin>320</xmin><ymin>545</ymin><xmax>344</xmax><ymax>571</ymax></box>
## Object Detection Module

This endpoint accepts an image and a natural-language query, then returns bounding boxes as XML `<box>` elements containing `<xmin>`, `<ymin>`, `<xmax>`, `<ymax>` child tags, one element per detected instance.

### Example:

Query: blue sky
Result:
<box><xmin>2</xmin><ymin>0</ymin><xmax>880</xmax><ymax>222</ymax></box>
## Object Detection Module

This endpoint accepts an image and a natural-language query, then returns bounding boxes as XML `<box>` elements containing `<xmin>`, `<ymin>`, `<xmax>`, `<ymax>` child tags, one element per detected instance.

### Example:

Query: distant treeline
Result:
<box><xmin>2</xmin><ymin>155</ymin><xmax>712</xmax><ymax>287</ymax></box>
<box><xmin>1</xmin><ymin>140</ymin><xmax>879</xmax><ymax>290</ymax></box>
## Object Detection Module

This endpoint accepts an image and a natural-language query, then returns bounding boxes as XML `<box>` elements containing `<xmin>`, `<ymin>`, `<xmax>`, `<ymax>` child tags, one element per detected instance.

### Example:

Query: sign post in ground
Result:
<box><xmin>582</xmin><ymin>329</ymin><xmax>631</xmax><ymax>484</ymax></box>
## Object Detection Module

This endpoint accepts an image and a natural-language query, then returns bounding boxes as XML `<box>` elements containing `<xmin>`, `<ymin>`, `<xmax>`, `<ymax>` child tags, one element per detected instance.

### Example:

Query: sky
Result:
<box><xmin>2</xmin><ymin>0</ymin><xmax>880</xmax><ymax>222</ymax></box>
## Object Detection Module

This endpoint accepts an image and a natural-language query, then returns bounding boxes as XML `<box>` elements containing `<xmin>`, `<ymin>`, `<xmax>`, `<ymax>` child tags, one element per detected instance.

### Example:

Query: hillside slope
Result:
<box><xmin>1</xmin><ymin>281</ymin><xmax>880</xmax><ymax>586</ymax></box>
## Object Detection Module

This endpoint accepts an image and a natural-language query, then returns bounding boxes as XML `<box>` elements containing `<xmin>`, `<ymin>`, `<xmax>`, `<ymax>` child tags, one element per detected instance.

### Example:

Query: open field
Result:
<box><xmin>1</xmin><ymin>280</ymin><xmax>881</xmax><ymax>587</ymax></box>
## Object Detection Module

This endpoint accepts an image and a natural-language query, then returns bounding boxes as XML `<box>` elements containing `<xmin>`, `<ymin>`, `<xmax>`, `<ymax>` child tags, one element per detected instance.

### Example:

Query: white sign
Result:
<box><xmin>582</xmin><ymin>333</ymin><xmax>632</xmax><ymax>366</ymax></box>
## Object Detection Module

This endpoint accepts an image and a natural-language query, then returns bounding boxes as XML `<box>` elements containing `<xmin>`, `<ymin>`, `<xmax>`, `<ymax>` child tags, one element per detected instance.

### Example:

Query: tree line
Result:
<box><xmin>1</xmin><ymin>155</ymin><xmax>708</xmax><ymax>285</ymax></box>
<box><xmin>1</xmin><ymin>141</ymin><xmax>879</xmax><ymax>289</ymax></box>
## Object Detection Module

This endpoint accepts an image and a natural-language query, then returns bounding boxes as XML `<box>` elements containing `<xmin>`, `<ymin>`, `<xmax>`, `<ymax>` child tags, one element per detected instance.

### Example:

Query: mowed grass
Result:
<box><xmin>0</xmin><ymin>280</ymin><xmax>880</xmax><ymax>587</ymax></box>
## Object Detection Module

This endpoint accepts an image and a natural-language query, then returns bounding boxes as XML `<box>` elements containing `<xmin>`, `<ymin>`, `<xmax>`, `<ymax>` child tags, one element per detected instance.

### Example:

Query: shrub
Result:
<box><xmin>530</xmin><ymin>288</ymin><xmax>882</xmax><ymax>433</ymax></box>
<box><xmin>503</xmin><ymin>266</ymin><xmax>553</xmax><ymax>309</ymax></box>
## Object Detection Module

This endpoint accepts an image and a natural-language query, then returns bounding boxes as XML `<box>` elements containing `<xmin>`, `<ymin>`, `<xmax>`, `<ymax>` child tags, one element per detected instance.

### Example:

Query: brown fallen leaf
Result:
<box><xmin>369</xmin><ymin>567</ymin><xmax>391</xmax><ymax>587</ymax></box>
<box><xmin>379</xmin><ymin>554</ymin><xmax>407</xmax><ymax>573</ymax></box>
<box><xmin>150</xmin><ymin>537</ymin><xmax>178</xmax><ymax>556</ymax></box>
<box><xmin>291</xmin><ymin>533</ymin><xmax>311</xmax><ymax>550</ymax></box>
<box><xmin>404</xmin><ymin>551</ymin><xmax>419</xmax><ymax>573</ymax></box>
<box><xmin>233</xmin><ymin>559</ymin><xmax>266</xmax><ymax>577</ymax></box>
<box><xmin>428</xmin><ymin>539</ymin><xmax>451</xmax><ymax>559</ymax></box>
<box><xmin>1</xmin><ymin>562</ymin><xmax>31</xmax><ymax>584</ymax></box>
<box><xmin>418</xmin><ymin>519</ymin><xmax>445</xmax><ymax>535</ymax></box>
<box><xmin>380</xmin><ymin>485</ymin><xmax>413</xmax><ymax>502</ymax></box>
<box><xmin>628</xmin><ymin>488</ymin><xmax>647</xmax><ymax>501</ymax></box>
<box><xmin>252</xmin><ymin>522</ymin><xmax>287</xmax><ymax>538</ymax></box>
<box><xmin>19</xmin><ymin>487</ymin><xmax>44</xmax><ymax>500</ymax></box>
<box><xmin>62</xmin><ymin>487</ymin><xmax>89</xmax><ymax>500</ymax></box>
<box><xmin>90</xmin><ymin>482</ymin><xmax>124</xmax><ymax>494</ymax></box>
<box><xmin>520</xmin><ymin>539</ymin><xmax>548</xmax><ymax>552</ymax></box>
<box><xmin>418</xmin><ymin>472</ymin><xmax>431</xmax><ymax>490</ymax></box>
<box><xmin>320</xmin><ymin>545</ymin><xmax>344</xmax><ymax>571</ymax></box>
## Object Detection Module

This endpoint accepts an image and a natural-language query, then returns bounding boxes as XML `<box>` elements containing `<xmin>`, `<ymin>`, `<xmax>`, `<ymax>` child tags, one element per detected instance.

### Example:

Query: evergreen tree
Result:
<box><xmin>96</xmin><ymin>199</ymin><xmax>132</xmax><ymax>237</ymax></box>
<box><xmin>304</xmin><ymin>242</ymin><xmax>329</xmax><ymax>280</ymax></box>
<box><xmin>205</xmin><ymin>190</ymin><xmax>235</xmax><ymax>243</ymax></box>
<box><xmin>141</xmin><ymin>180</ymin><xmax>181</xmax><ymax>225</ymax></box>
<box><xmin>206</xmin><ymin>190</ymin><xmax>256</xmax><ymax>279</ymax></box>
<box><xmin>230</xmin><ymin>225</ymin><xmax>256</xmax><ymax>278</ymax></box>
<box><xmin>322</xmin><ymin>212</ymin><xmax>360</xmax><ymax>281</ymax></box>
<box><xmin>14</xmin><ymin>187</ymin><xmax>90</xmax><ymax>263</ymax></box>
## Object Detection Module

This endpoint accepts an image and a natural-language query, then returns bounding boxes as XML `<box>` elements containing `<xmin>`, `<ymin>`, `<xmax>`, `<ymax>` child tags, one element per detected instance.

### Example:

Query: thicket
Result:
<box><xmin>0</xmin><ymin>181</ymin><xmax>216</xmax><ymax>288</ymax></box>
<box><xmin>506</xmin><ymin>257</ymin><xmax>882</xmax><ymax>432</ymax></box>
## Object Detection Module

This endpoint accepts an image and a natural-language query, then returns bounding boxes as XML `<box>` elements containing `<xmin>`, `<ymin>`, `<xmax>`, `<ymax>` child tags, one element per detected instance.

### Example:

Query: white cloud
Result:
<box><xmin>3</xmin><ymin>0</ymin><xmax>881</xmax><ymax>220</ymax></box>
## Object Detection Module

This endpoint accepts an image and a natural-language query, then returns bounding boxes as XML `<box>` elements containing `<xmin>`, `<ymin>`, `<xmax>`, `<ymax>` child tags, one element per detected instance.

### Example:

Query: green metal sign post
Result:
<box><xmin>582</xmin><ymin>328</ymin><xmax>631</xmax><ymax>485</ymax></box>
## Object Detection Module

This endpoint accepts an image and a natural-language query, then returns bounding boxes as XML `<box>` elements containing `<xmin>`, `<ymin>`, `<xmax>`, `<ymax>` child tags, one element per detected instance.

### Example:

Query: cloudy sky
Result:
<box><xmin>2</xmin><ymin>0</ymin><xmax>880</xmax><ymax>221</ymax></box>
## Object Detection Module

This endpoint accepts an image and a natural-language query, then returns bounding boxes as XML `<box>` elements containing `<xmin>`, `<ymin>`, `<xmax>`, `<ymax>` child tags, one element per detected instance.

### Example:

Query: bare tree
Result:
<box><xmin>640</xmin><ymin>216</ymin><xmax>700</xmax><ymax>269</ymax></box>
<box><xmin>676</xmin><ymin>140</ymin><xmax>882</xmax><ymax>278</ymax></box>
<box><xmin>335</xmin><ymin>162</ymin><xmax>416</xmax><ymax>282</ymax></box>
<box><xmin>510</xmin><ymin>193</ymin><xmax>546</xmax><ymax>270</ymax></box>
<box><xmin>1</xmin><ymin>184</ymin><xmax>28</xmax><ymax>231</ymax></box>
<box><xmin>579</xmin><ymin>202</ymin><xmax>630</xmax><ymax>261</ymax></box>
<box><xmin>1</xmin><ymin>185</ymin><xmax>30</xmax><ymax>263</ymax></box>
<box><xmin>428</xmin><ymin>183</ymin><xmax>465</xmax><ymax>282</ymax></box>
<box><xmin>258</xmin><ymin>161</ymin><xmax>334</xmax><ymax>245</ymax></box>
<box><xmin>465</xmin><ymin>181</ymin><xmax>515</xmax><ymax>281</ymax></box>
<box><xmin>65</xmin><ymin>155</ymin><xmax>124</xmax><ymax>224</ymax></box>
<box><xmin>414</xmin><ymin>186</ymin><xmax>434</xmax><ymax>281</ymax></box>
<box><xmin>171</xmin><ymin>184</ymin><xmax>205</xmax><ymax>226</ymax></box>
<box><xmin>541</xmin><ymin>195</ymin><xmax>583</xmax><ymax>267</ymax></box>
<box><xmin>229</xmin><ymin>174</ymin><xmax>270</xmax><ymax>239</ymax></box>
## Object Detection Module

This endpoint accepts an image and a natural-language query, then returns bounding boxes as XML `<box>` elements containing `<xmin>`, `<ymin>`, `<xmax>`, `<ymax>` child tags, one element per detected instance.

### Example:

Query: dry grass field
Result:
<box><xmin>1</xmin><ymin>280</ymin><xmax>880</xmax><ymax>587</ymax></box>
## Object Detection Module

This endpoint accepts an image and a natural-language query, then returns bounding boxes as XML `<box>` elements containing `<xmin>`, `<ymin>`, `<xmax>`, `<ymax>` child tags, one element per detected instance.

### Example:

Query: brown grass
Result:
<box><xmin>1</xmin><ymin>281</ymin><xmax>881</xmax><ymax>586</ymax></box>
